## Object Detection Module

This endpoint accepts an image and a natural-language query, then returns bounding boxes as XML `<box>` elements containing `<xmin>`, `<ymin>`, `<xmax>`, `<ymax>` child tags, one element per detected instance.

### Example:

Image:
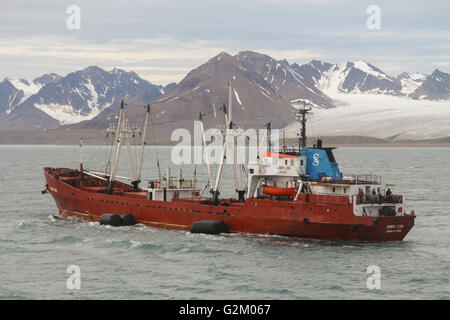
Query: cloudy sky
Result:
<box><xmin>1</xmin><ymin>0</ymin><xmax>449</xmax><ymax>84</ymax></box>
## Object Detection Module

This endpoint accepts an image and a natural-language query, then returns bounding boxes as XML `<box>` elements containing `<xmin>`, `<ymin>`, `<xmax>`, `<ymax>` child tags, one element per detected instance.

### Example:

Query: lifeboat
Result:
<box><xmin>262</xmin><ymin>185</ymin><xmax>298</xmax><ymax>197</ymax></box>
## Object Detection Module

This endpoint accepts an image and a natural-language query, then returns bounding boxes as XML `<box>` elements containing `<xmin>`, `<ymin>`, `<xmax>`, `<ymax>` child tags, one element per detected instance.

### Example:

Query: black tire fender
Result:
<box><xmin>190</xmin><ymin>220</ymin><xmax>229</xmax><ymax>235</ymax></box>
<box><xmin>120</xmin><ymin>214</ymin><xmax>137</xmax><ymax>226</ymax></box>
<box><xmin>99</xmin><ymin>214</ymin><xmax>123</xmax><ymax>227</ymax></box>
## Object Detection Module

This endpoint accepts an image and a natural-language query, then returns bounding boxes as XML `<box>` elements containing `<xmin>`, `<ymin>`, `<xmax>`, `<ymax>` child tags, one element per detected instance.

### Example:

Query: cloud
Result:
<box><xmin>0</xmin><ymin>35</ymin><xmax>230</xmax><ymax>84</ymax></box>
<box><xmin>434</xmin><ymin>62</ymin><xmax>450</xmax><ymax>68</ymax></box>
<box><xmin>0</xmin><ymin>0</ymin><xmax>449</xmax><ymax>83</ymax></box>
<box><xmin>0</xmin><ymin>36</ymin><xmax>227</xmax><ymax>62</ymax></box>
<box><xmin>251</xmin><ymin>49</ymin><xmax>323</xmax><ymax>62</ymax></box>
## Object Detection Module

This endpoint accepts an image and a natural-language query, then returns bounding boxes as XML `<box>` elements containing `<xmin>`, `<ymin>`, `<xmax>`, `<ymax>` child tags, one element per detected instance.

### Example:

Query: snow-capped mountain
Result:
<box><xmin>293</xmin><ymin>60</ymin><xmax>403</xmax><ymax>96</ymax></box>
<box><xmin>283</xmin><ymin>61</ymin><xmax>450</xmax><ymax>140</ymax></box>
<box><xmin>30</xmin><ymin>66</ymin><xmax>163</xmax><ymax>124</ymax></box>
<box><xmin>32</xmin><ymin>73</ymin><xmax>62</xmax><ymax>86</ymax></box>
<box><xmin>236</xmin><ymin>51</ymin><xmax>336</xmax><ymax>108</ymax></box>
<box><xmin>0</xmin><ymin>74</ymin><xmax>63</xmax><ymax>118</ymax></box>
<box><xmin>2</xmin><ymin>51</ymin><xmax>450</xmax><ymax>141</ymax></box>
<box><xmin>0</xmin><ymin>66</ymin><xmax>166</xmax><ymax>129</ymax></box>
<box><xmin>116</xmin><ymin>52</ymin><xmax>298</xmax><ymax>132</ymax></box>
<box><xmin>410</xmin><ymin>69</ymin><xmax>450</xmax><ymax>100</ymax></box>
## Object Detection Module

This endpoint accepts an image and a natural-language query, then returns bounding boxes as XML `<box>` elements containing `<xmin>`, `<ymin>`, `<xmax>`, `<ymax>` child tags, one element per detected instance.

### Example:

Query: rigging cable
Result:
<box><xmin>148</xmin><ymin>106</ymin><xmax>162</xmax><ymax>181</ymax></box>
<box><xmin>83</xmin><ymin>133</ymin><xmax>108</xmax><ymax>173</ymax></box>
<box><xmin>104</xmin><ymin>132</ymin><xmax>114</xmax><ymax>175</ymax></box>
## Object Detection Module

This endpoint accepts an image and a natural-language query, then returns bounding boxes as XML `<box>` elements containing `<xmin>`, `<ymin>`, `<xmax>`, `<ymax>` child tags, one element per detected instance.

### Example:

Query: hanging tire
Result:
<box><xmin>99</xmin><ymin>214</ymin><xmax>123</xmax><ymax>227</ymax></box>
<box><xmin>120</xmin><ymin>214</ymin><xmax>137</xmax><ymax>226</ymax></box>
<box><xmin>190</xmin><ymin>220</ymin><xmax>229</xmax><ymax>235</ymax></box>
<box><xmin>303</xmin><ymin>218</ymin><xmax>309</xmax><ymax>224</ymax></box>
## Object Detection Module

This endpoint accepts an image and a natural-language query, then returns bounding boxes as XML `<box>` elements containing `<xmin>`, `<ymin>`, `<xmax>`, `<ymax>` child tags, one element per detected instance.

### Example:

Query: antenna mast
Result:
<box><xmin>295</xmin><ymin>101</ymin><xmax>312</xmax><ymax>150</ymax></box>
<box><xmin>265</xmin><ymin>122</ymin><xmax>271</xmax><ymax>153</ymax></box>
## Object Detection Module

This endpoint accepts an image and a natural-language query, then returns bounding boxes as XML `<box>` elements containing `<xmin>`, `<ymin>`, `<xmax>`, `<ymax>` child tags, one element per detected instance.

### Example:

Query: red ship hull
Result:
<box><xmin>44</xmin><ymin>168</ymin><xmax>415</xmax><ymax>241</ymax></box>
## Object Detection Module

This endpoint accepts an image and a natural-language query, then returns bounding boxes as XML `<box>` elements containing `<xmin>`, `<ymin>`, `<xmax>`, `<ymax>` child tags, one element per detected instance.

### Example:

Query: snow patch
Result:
<box><xmin>353</xmin><ymin>61</ymin><xmax>388</xmax><ymax>79</ymax></box>
<box><xmin>284</xmin><ymin>93</ymin><xmax>450</xmax><ymax>140</ymax></box>
<box><xmin>7</xmin><ymin>78</ymin><xmax>42</xmax><ymax>104</ymax></box>
<box><xmin>35</xmin><ymin>103</ymin><xmax>100</xmax><ymax>125</ymax></box>
<box><xmin>84</xmin><ymin>79</ymin><xmax>101</xmax><ymax>114</ymax></box>
<box><xmin>399</xmin><ymin>73</ymin><xmax>426</xmax><ymax>94</ymax></box>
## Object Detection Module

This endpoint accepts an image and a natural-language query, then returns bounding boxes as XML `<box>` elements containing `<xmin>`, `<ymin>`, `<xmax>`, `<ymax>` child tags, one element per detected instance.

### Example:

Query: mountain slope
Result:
<box><xmin>0</xmin><ymin>79</ymin><xmax>25</xmax><ymax>117</ymax></box>
<box><xmin>236</xmin><ymin>51</ymin><xmax>336</xmax><ymax>108</ymax></box>
<box><xmin>410</xmin><ymin>69</ymin><xmax>450</xmax><ymax>100</ymax></box>
<box><xmin>126</xmin><ymin>52</ymin><xmax>297</xmax><ymax>130</ymax></box>
<box><xmin>73</xmin><ymin>52</ymin><xmax>298</xmax><ymax>141</ymax></box>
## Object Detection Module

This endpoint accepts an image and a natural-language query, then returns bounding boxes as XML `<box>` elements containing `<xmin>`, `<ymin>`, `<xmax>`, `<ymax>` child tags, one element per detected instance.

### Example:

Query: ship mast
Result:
<box><xmin>295</xmin><ymin>101</ymin><xmax>312</xmax><ymax>150</ymax></box>
<box><xmin>231</xmin><ymin>85</ymin><xmax>245</xmax><ymax>202</ymax></box>
<box><xmin>212</xmin><ymin>82</ymin><xmax>244</xmax><ymax>204</ymax></box>
<box><xmin>107</xmin><ymin>101</ymin><xmax>125</xmax><ymax>193</ymax></box>
<box><xmin>199</xmin><ymin>112</ymin><xmax>213</xmax><ymax>190</ymax></box>
<box><xmin>79</xmin><ymin>137</ymin><xmax>84</xmax><ymax>184</ymax></box>
<box><xmin>107</xmin><ymin>100</ymin><xmax>142</xmax><ymax>193</ymax></box>
<box><xmin>79</xmin><ymin>138</ymin><xmax>83</xmax><ymax>173</ymax></box>
<box><xmin>137</xmin><ymin>104</ymin><xmax>150</xmax><ymax>187</ymax></box>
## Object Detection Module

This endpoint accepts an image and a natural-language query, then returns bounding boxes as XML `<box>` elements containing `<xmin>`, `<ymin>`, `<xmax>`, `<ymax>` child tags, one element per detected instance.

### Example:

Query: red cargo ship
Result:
<box><xmin>43</xmin><ymin>85</ymin><xmax>415</xmax><ymax>241</ymax></box>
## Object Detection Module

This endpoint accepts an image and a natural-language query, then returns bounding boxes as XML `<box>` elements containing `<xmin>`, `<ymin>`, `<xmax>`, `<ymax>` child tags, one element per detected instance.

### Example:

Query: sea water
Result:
<box><xmin>0</xmin><ymin>145</ymin><xmax>448</xmax><ymax>299</ymax></box>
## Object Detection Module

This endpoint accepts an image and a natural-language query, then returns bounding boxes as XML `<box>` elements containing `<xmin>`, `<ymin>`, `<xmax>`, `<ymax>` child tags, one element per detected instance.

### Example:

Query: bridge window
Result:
<box><xmin>325</xmin><ymin>149</ymin><xmax>336</xmax><ymax>163</ymax></box>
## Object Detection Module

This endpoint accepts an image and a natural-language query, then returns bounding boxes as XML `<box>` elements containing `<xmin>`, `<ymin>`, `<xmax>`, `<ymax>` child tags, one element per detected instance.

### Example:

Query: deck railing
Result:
<box><xmin>341</xmin><ymin>174</ymin><xmax>382</xmax><ymax>185</ymax></box>
<box><xmin>355</xmin><ymin>194</ymin><xmax>403</xmax><ymax>205</ymax></box>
